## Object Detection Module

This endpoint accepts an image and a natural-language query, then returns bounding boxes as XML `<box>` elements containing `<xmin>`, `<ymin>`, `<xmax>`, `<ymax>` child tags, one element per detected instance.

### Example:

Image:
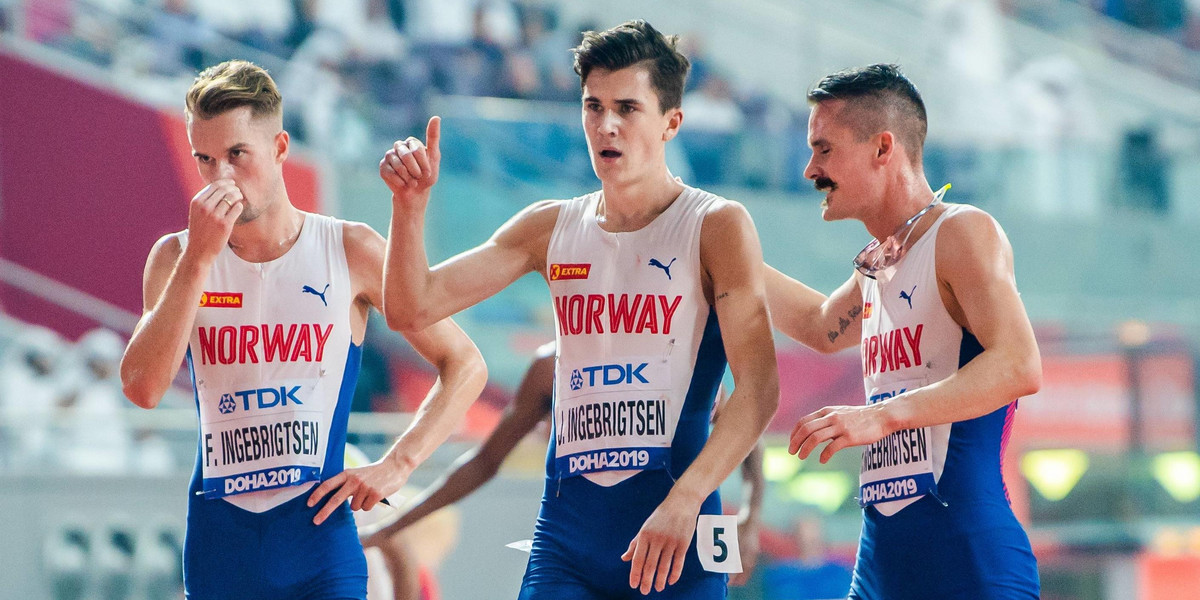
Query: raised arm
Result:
<box><xmin>308</xmin><ymin>222</ymin><xmax>489</xmax><ymax>525</ymax></box>
<box><xmin>363</xmin><ymin>344</ymin><xmax>555</xmax><ymax>543</ymax></box>
<box><xmin>120</xmin><ymin>181</ymin><xmax>244</xmax><ymax>408</ymax></box>
<box><xmin>380</xmin><ymin>116</ymin><xmax>555</xmax><ymax>331</ymax></box>
<box><xmin>764</xmin><ymin>265</ymin><xmax>862</xmax><ymax>354</ymax></box>
<box><xmin>624</xmin><ymin>201</ymin><xmax>780</xmax><ymax>594</ymax></box>
<box><xmin>791</xmin><ymin>208</ymin><xmax>1042</xmax><ymax>463</ymax></box>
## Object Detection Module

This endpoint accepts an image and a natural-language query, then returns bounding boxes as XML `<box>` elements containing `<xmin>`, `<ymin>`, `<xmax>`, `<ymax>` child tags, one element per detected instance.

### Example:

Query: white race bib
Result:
<box><xmin>696</xmin><ymin>514</ymin><xmax>742</xmax><ymax>574</ymax></box>
<box><xmin>553</xmin><ymin>357</ymin><xmax>674</xmax><ymax>478</ymax></box>
<box><xmin>196</xmin><ymin>378</ymin><xmax>325</xmax><ymax>498</ymax></box>
<box><xmin>859</xmin><ymin>379</ymin><xmax>937</xmax><ymax>509</ymax></box>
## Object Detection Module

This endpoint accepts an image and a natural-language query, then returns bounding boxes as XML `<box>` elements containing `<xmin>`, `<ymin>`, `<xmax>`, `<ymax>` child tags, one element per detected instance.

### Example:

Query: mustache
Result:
<box><xmin>814</xmin><ymin>177</ymin><xmax>837</xmax><ymax>192</ymax></box>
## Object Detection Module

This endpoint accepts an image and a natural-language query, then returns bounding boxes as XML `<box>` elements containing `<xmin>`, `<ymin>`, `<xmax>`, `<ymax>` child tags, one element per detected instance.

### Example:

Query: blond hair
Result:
<box><xmin>185</xmin><ymin>60</ymin><xmax>282</xmax><ymax>121</ymax></box>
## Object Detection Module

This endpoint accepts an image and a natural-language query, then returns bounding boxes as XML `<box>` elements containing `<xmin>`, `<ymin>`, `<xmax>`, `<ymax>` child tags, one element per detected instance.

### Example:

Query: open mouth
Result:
<box><xmin>599</xmin><ymin>149</ymin><xmax>622</xmax><ymax>159</ymax></box>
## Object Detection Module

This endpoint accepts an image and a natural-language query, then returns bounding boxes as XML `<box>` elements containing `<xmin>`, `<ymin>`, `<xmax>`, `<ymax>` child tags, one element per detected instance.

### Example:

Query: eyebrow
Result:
<box><xmin>583</xmin><ymin>96</ymin><xmax>644</xmax><ymax>107</ymax></box>
<box><xmin>192</xmin><ymin>142</ymin><xmax>249</xmax><ymax>158</ymax></box>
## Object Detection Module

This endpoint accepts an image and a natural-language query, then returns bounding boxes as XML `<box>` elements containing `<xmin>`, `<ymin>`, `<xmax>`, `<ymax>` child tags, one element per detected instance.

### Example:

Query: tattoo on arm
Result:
<box><xmin>716</xmin><ymin>292</ymin><xmax>729</xmax><ymax>301</ymax></box>
<box><xmin>825</xmin><ymin>304</ymin><xmax>864</xmax><ymax>344</ymax></box>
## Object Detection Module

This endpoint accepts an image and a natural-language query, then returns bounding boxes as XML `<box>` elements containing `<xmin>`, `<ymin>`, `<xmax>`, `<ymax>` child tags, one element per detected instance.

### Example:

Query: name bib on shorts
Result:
<box><xmin>196</xmin><ymin>378</ymin><xmax>326</xmax><ymax>498</ymax></box>
<box><xmin>858</xmin><ymin>379</ymin><xmax>937</xmax><ymax>508</ymax></box>
<box><xmin>553</xmin><ymin>356</ymin><xmax>674</xmax><ymax>477</ymax></box>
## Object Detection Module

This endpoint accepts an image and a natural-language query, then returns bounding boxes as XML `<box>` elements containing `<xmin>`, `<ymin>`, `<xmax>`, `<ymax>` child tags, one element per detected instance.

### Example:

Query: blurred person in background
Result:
<box><xmin>58</xmin><ymin>327</ymin><xmax>133</xmax><ymax>474</ymax></box>
<box><xmin>0</xmin><ymin>325</ymin><xmax>70</xmax><ymax>470</ymax></box>
<box><xmin>765</xmin><ymin>64</ymin><xmax>1042</xmax><ymax>599</ymax></box>
<box><xmin>360</xmin><ymin>342</ymin><xmax>767</xmax><ymax>590</ymax></box>
<box><xmin>348</xmin><ymin>443</ymin><xmax>459</xmax><ymax>600</ymax></box>
<box><xmin>378</xmin><ymin>19</ymin><xmax>779</xmax><ymax>599</ymax></box>
<box><xmin>118</xmin><ymin>59</ymin><xmax>486</xmax><ymax>599</ymax></box>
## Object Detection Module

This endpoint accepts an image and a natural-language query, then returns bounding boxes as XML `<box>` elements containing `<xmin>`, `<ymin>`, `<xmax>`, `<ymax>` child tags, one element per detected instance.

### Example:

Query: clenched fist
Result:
<box><xmin>187</xmin><ymin>178</ymin><xmax>243</xmax><ymax>263</ymax></box>
<box><xmin>380</xmin><ymin>116</ymin><xmax>442</xmax><ymax>209</ymax></box>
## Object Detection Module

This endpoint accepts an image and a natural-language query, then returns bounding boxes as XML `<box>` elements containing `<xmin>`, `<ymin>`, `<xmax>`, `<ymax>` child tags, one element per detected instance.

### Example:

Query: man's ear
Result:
<box><xmin>662</xmin><ymin>108</ymin><xmax>683</xmax><ymax>142</ymax></box>
<box><xmin>275</xmin><ymin>130</ymin><xmax>290</xmax><ymax>163</ymax></box>
<box><xmin>874</xmin><ymin>130</ymin><xmax>895</xmax><ymax>165</ymax></box>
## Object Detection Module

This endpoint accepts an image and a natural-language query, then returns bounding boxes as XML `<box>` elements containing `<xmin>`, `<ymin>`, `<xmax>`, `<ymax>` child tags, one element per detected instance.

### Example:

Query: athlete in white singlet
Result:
<box><xmin>766</xmin><ymin>64</ymin><xmax>1042</xmax><ymax>599</ymax></box>
<box><xmin>120</xmin><ymin>60</ymin><xmax>486</xmax><ymax>600</ymax></box>
<box><xmin>377</xmin><ymin>21</ymin><xmax>779</xmax><ymax>599</ymax></box>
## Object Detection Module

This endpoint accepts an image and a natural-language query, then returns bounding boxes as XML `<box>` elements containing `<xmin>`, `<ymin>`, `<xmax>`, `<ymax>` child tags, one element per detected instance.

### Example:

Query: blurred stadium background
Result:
<box><xmin>1</xmin><ymin>0</ymin><xmax>1199</xmax><ymax>598</ymax></box>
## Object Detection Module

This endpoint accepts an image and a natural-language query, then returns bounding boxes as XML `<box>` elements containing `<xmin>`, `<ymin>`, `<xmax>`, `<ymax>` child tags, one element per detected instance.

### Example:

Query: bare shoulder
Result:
<box><xmin>938</xmin><ymin>204</ymin><xmax>1009</xmax><ymax>251</ymax></box>
<box><xmin>512</xmin><ymin>199</ymin><xmax>566</xmax><ymax>229</ymax></box>
<box><xmin>699</xmin><ymin>196</ymin><xmax>755</xmax><ymax>240</ymax></box>
<box><xmin>140</xmin><ymin>231</ymin><xmax>186</xmax><ymax>310</ymax></box>
<box><xmin>151</xmin><ymin>230</ymin><xmax>185</xmax><ymax>258</ymax></box>
<box><xmin>144</xmin><ymin>230</ymin><xmax>186</xmax><ymax>274</ymax></box>
<box><xmin>341</xmin><ymin>220</ymin><xmax>386</xmax><ymax>258</ymax></box>
<box><xmin>493</xmin><ymin>200</ymin><xmax>566</xmax><ymax>273</ymax></box>
<box><xmin>936</xmin><ymin>204</ymin><xmax>1014</xmax><ymax>284</ymax></box>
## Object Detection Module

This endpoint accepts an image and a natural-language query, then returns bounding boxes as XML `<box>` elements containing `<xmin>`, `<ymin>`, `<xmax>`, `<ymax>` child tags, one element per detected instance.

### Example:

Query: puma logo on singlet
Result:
<box><xmin>899</xmin><ymin>286</ymin><xmax>916</xmax><ymax>309</ymax></box>
<box><xmin>302</xmin><ymin>283</ymin><xmax>330</xmax><ymax>306</ymax></box>
<box><xmin>648</xmin><ymin>257</ymin><xmax>677</xmax><ymax>280</ymax></box>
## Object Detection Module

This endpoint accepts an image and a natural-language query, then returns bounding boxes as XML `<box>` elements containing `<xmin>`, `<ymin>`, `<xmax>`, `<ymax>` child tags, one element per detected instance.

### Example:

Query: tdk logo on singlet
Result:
<box><xmin>220</xmin><ymin>386</ymin><xmax>303</xmax><ymax>412</ymax></box>
<box><xmin>569</xmin><ymin>363</ymin><xmax>650</xmax><ymax>391</ymax></box>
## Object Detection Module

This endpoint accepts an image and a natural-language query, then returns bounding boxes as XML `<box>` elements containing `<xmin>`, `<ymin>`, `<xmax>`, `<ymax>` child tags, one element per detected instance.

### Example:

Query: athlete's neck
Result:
<box><xmin>596</xmin><ymin>171</ymin><xmax>685</xmax><ymax>233</ymax></box>
<box><xmin>227</xmin><ymin>200</ymin><xmax>305</xmax><ymax>263</ymax></box>
<box><xmin>863</xmin><ymin>173</ymin><xmax>938</xmax><ymax>243</ymax></box>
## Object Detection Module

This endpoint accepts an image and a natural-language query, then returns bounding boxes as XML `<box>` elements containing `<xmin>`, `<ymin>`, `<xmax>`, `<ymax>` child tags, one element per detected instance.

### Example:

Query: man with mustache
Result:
<box><xmin>766</xmin><ymin>64</ymin><xmax>1042</xmax><ymax>599</ymax></box>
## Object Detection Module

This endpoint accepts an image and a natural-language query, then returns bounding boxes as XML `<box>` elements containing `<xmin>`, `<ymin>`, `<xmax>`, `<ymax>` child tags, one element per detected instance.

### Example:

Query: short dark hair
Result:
<box><xmin>572</xmin><ymin>20</ymin><xmax>690</xmax><ymax>113</ymax></box>
<box><xmin>186</xmin><ymin>60</ymin><xmax>282</xmax><ymax>121</ymax></box>
<box><xmin>808</xmin><ymin>64</ymin><xmax>927</xmax><ymax>163</ymax></box>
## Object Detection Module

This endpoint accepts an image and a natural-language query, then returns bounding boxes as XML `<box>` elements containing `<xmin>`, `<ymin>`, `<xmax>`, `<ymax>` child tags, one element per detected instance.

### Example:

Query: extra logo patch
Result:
<box><xmin>550</xmin><ymin>263</ymin><xmax>591</xmax><ymax>281</ymax></box>
<box><xmin>218</xmin><ymin>394</ymin><xmax>237</xmax><ymax>415</ymax></box>
<box><xmin>863</xmin><ymin>302</ymin><xmax>873</xmax><ymax>319</ymax></box>
<box><xmin>200</xmin><ymin>292</ymin><xmax>243</xmax><ymax>308</ymax></box>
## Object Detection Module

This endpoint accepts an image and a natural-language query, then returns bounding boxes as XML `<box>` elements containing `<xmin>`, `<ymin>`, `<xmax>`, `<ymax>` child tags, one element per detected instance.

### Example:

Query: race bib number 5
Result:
<box><xmin>696</xmin><ymin>514</ymin><xmax>742</xmax><ymax>574</ymax></box>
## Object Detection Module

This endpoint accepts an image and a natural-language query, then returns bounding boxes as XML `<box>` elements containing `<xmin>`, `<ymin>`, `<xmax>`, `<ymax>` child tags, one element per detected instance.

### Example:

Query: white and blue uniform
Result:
<box><xmin>182</xmin><ymin>213</ymin><xmax>367</xmax><ymax>600</ymax></box>
<box><xmin>850</xmin><ymin>204</ymin><xmax>1039</xmax><ymax>599</ymax></box>
<box><xmin>519</xmin><ymin>187</ymin><xmax>728</xmax><ymax>599</ymax></box>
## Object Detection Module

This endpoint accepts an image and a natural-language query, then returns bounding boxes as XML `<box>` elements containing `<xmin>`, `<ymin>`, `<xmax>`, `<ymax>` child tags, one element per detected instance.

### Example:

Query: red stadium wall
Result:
<box><xmin>0</xmin><ymin>51</ymin><xmax>321</xmax><ymax>339</ymax></box>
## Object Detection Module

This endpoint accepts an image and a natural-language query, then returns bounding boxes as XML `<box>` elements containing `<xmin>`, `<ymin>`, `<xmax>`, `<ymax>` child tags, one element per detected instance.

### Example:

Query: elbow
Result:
<box><xmin>382</xmin><ymin>296</ymin><xmax>435</xmax><ymax>332</ymax></box>
<box><xmin>755</xmin><ymin>379</ymin><xmax>781</xmax><ymax>429</ymax></box>
<box><xmin>764</xmin><ymin>383</ymin><xmax>781</xmax><ymax>423</ymax></box>
<box><xmin>456</xmin><ymin>341</ymin><xmax>489</xmax><ymax>395</ymax></box>
<box><xmin>383</xmin><ymin>309</ymin><xmax>430</xmax><ymax>333</ymax></box>
<box><xmin>120</xmin><ymin>363</ymin><xmax>162</xmax><ymax>410</ymax></box>
<box><xmin>1016</xmin><ymin>357</ymin><xmax>1042</xmax><ymax>398</ymax></box>
<box><xmin>1007</xmin><ymin>352</ymin><xmax>1042</xmax><ymax>399</ymax></box>
<box><xmin>462</xmin><ymin>355</ymin><xmax>489</xmax><ymax>400</ymax></box>
<box><xmin>122</xmin><ymin>381</ymin><xmax>162</xmax><ymax>410</ymax></box>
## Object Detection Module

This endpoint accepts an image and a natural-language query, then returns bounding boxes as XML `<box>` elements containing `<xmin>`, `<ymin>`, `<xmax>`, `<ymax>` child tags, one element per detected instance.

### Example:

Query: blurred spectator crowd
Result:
<box><xmin>1078</xmin><ymin>0</ymin><xmax>1200</xmax><ymax>49</ymax></box>
<box><xmin>0</xmin><ymin>0</ymin><xmax>810</xmax><ymax>189</ymax></box>
<box><xmin>0</xmin><ymin>0</ymin><xmax>1190</xmax><ymax>206</ymax></box>
<box><xmin>0</xmin><ymin>323</ymin><xmax>175</xmax><ymax>475</ymax></box>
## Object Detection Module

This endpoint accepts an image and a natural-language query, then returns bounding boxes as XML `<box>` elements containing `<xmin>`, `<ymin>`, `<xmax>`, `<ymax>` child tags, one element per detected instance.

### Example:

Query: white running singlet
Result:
<box><xmin>183</xmin><ymin>212</ymin><xmax>355</xmax><ymax>513</ymax></box>
<box><xmin>547</xmin><ymin>186</ymin><xmax>720</xmax><ymax>487</ymax></box>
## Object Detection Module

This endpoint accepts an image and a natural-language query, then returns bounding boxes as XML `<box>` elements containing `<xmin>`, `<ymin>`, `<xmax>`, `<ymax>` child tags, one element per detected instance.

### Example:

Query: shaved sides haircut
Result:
<box><xmin>186</xmin><ymin>59</ymin><xmax>282</xmax><ymax>122</ymax></box>
<box><xmin>808</xmin><ymin>64</ymin><xmax>927</xmax><ymax>165</ymax></box>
